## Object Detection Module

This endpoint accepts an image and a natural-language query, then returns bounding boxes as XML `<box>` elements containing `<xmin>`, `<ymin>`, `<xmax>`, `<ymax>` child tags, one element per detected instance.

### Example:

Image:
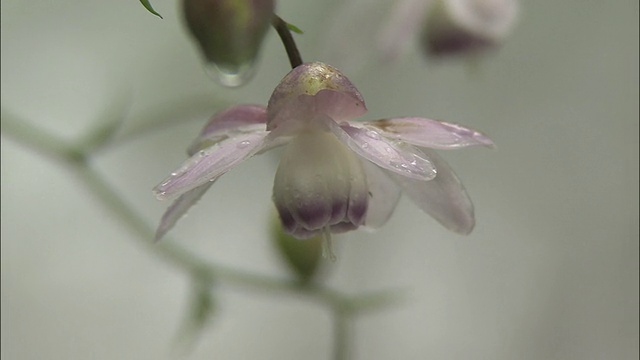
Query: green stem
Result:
<box><xmin>333</xmin><ymin>307</ymin><xmax>351</xmax><ymax>360</ymax></box>
<box><xmin>272</xmin><ymin>15</ymin><xmax>303</xmax><ymax>68</ymax></box>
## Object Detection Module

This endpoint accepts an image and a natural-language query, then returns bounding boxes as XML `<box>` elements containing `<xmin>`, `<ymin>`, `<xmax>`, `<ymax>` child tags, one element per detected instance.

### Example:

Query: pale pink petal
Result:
<box><xmin>361</xmin><ymin>160</ymin><xmax>402</xmax><ymax>229</ymax></box>
<box><xmin>364</xmin><ymin>117</ymin><xmax>495</xmax><ymax>149</ymax></box>
<box><xmin>189</xmin><ymin>104</ymin><xmax>267</xmax><ymax>155</ymax></box>
<box><xmin>378</xmin><ymin>0</ymin><xmax>433</xmax><ymax>60</ymax></box>
<box><xmin>154</xmin><ymin>130</ymin><xmax>270</xmax><ymax>200</ymax></box>
<box><xmin>386</xmin><ymin>149</ymin><xmax>475</xmax><ymax>234</ymax></box>
<box><xmin>154</xmin><ymin>182</ymin><xmax>214</xmax><ymax>241</ymax></box>
<box><xmin>327</xmin><ymin>121</ymin><xmax>436</xmax><ymax>181</ymax></box>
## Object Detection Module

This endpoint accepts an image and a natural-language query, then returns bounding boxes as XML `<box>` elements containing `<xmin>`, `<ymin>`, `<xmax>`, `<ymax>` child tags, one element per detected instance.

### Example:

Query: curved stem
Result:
<box><xmin>272</xmin><ymin>15</ymin><xmax>303</xmax><ymax>68</ymax></box>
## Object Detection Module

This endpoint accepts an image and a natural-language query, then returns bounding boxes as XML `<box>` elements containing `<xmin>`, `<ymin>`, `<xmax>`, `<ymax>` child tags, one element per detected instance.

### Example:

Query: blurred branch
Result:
<box><xmin>2</xmin><ymin>110</ymin><xmax>404</xmax><ymax>360</ymax></box>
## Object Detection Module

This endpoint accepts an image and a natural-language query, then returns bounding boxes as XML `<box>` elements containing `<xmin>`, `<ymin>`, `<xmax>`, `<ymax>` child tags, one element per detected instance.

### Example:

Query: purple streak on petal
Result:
<box><xmin>361</xmin><ymin>160</ymin><xmax>402</xmax><ymax>229</ymax></box>
<box><xmin>276</xmin><ymin>203</ymin><xmax>299</xmax><ymax>234</ymax></box>
<box><xmin>292</xmin><ymin>200</ymin><xmax>333</xmax><ymax>231</ymax></box>
<box><xmin>386</xmin><ymin>149</ymin><xmax>475</xmax><ymax>235</ymax></box>
<box><xmin>154</xmin><ymin>130</ymin><xmax>269</xmax><ymax>200</ymax></box>
<box><xmin>378</xmin><ymin>0</ymin><xmax>433</xmax><ymax>61</ymax></box>
<box><xmin>328</xmin><ymin>121</ymin><xmax>437</xmax><ymax>181</ymax></box>
<box><xmin>154</xmin><ymin>182</ymin><xmax>214</xmax><ymax>241</ymax></box>
<box><xmin>365</xmin><ymin>117</ymin><xmax>495</xmax><ymax>149</ymax></box>
<box><xmin>189</xmin><ymin>104</ymin><xmax>268</xmax><ymax>155</ymax></box>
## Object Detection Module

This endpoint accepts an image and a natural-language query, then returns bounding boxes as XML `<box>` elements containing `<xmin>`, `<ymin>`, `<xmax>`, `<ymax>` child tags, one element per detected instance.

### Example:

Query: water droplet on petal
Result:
<box><xmin>361</xmin><ymin>142</ymin><xmax>370</xmax><ymax>149</ymax></box>
<box><xmin>365</xmin><ymin>130</ymin><xmax>381</xmax><ymax>140</ymax></box>
<box><xmin>154</xmin><ymin>190</ymin><xmax>168</xmax><ymax>200</ymax></box>
<box><xmin>204</xmin><ymin>61</ymin><xmax>256</xmax><ymax>88</ymax></box>
<box><xmin>237</xmin><ymin>140</ymin><xmax>251</xmax><ymax>149</ymax></box>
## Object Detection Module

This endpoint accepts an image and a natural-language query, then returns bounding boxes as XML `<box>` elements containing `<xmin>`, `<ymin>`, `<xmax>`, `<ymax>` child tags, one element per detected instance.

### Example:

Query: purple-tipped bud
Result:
<box><xmin>183</xmin><ymin>0</ymin><xmax>275</xmax><ymax>86</ymax></box>
<box><xmin>421</xmin><ymin>0</ymin><xmax>518</xmax><ymax>58</ymax></box>
<box><xmin>273</xmin><ymin>131</ymin><xmax>369</xmax><ymax>239</ymax></box>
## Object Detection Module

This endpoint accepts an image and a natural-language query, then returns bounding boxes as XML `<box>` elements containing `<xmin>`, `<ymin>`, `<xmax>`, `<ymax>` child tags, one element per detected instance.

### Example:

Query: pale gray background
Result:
<box><xmin>1</xmin><ymin>1</ymin><xmax>638</xmax><ymax>359</ymax></box>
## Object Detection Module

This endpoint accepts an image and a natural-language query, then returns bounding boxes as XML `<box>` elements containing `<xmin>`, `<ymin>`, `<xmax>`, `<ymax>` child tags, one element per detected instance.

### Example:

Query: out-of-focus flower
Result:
<box><xmin>381</xmin><ymin>0</ymin><xmax>519</xmax><ymax>59</ymax></box>
<box><xmin>153</xmin><ymin>62</ymin><xmax>494</xmax><ymax>241</ymax></box>
<box><xmin>323</xmin><ymin>0</ymin><xmax>517</xmax><ymax>71</ymax></box>
<box><xmin>182</xmin><ymin>0</ymin><xmax>275</xmax><ymax>86</ymax></box>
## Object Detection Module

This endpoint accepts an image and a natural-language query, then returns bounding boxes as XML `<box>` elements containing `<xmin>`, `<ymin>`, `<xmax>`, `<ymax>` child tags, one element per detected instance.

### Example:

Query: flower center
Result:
<box><xmin>273</xmin><ymin>130</ymin><xmax>369</xmax><ymax>238</ymax></box>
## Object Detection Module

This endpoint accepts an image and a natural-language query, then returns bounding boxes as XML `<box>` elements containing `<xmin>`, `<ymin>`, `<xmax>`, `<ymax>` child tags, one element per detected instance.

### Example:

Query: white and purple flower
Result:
<box><xmin>381</xmin><ymin>0</ymin><xmax>519</xmax><ymax>59</ymax></box>
<box><xmin>153</xmin><ymin>62</ymin><xmax>494</xmax><ymax>240</ymax></box>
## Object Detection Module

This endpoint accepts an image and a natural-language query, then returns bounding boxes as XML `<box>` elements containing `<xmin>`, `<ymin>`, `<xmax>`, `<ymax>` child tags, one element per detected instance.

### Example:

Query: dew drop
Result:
<box><xmin>204</xmin><ymin>61</ymin><xmax>256</xmax><ymax>88</ymax></box>
<box><xmin>361</xmin><ymin>142</ymin><xmax>370</xmax><ymax>149</ymax></box>
<box><xmin>237</xmin><ymin>140</ymin><xmax>251</xmax><ymax>149</ymax></box>
<box><xmin>153</xmin><ymin>190</ymin><xmax>168</xmax><ymax>200</ymax></box>
<box><xmin>365</xmin><ymin>130</ymin><xmax>381</xmax><ymax>140</ymax></box>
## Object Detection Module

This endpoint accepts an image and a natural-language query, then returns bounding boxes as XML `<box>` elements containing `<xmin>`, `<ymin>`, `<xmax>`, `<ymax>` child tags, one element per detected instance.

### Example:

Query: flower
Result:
<box><xmin>323</xmin><ymin>0</ymin><xmax>518</xmax><ymax>69</ymax></box>
<box><xmin>153</xmin><ymin>62</ymin><xmax>494</xmax><ymax>241</ymax></box>
<box><xmin>381</xmin><ymin>0</ymin><xmax>519</xmax><ymax>59</ymax></box>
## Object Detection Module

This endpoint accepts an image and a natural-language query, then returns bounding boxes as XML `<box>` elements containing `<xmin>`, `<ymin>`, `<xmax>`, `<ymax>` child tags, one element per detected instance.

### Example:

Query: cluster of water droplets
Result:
<box><xmin>358</xmin><ymin>128</ymin><xmax>436</xmax><ymax>180</ymax></box>
<box><xmin>153</xmin><ymin>145</ymin><xmax>220</xmax><ymax>201</ymax></box>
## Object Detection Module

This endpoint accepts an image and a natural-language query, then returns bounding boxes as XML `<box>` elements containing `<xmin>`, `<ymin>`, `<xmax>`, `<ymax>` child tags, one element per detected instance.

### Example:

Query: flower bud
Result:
<box><xmin>421</xmin><ymin>0</ymin><xmax>518</xmax><ymax>58</ymax></box>
<box><xmin>183</xmin><ymin>0</ymin><xmax>275</xmax><ymax>86</ymax></box>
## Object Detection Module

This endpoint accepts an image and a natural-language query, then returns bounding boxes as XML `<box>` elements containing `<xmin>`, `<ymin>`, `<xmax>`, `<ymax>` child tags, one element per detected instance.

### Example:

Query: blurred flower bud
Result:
<box><xmin>271</xmin><ymin>212</ymin><xmax>323</xmax><ymax>283</ymax></box>
<box><xmin>421</xmin><ymin>0</ymin><xmax>518</xmax><ymax>58</ymax></box>
<box><xmin>183</xmin><ymin>0</ymin><xmax>275</xmax><ymax>86</ymax></box>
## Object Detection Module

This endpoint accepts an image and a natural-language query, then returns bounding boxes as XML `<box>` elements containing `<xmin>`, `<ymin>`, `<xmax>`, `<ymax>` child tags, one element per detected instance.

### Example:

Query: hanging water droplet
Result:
<box><xmin>204</xmin><ymin>61</ymin><xmax>256</xmax><ymax>88</ymax></box>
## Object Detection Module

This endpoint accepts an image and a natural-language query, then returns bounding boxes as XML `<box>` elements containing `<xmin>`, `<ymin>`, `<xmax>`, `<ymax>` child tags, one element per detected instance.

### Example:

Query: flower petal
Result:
<box><xmin>361</xmin><ymin>160</ymin><xmax>402</xmax><ymax>229</ymax></box>
<box><xmin>364</xmin><ymin>117</ymin><xmax>495</xmax><ymax>149</ymax></box>
<box><xmin>328</xmin><ymin>121</ymin><xmax>437</xmax><ymax>181</ymax></box>
<box><xmin>188</xmin><ymin>104</ymin><xmax>267</xmax><ymax>155</ymax></box>
<box><xmin>386</xmin><ymin>149</ymin><xmax>475</xmax><ymax>235</ymax></box>
<box><xmin>154</xmin><ymin>130</ymin><xmax>270</xmax><ymax>200</ymax></box>
<box><xmin>154</xmin><ymin>182</ymin><xmax>214</xmax><ymax>241</ymax></box>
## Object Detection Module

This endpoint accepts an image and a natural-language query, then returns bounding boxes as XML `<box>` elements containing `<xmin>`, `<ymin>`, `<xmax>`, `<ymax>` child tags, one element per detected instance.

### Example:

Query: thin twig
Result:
<box><xmin>272</xmin><ymin>15</ymin><xmax>303</xmax><ymax>68</ymax></box>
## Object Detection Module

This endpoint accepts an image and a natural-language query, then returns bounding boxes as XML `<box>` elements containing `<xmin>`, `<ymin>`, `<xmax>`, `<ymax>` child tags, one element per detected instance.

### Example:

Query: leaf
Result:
<box><xmin>286</xmin><ymin>22</ymin><xmax>304</xmax><ymax>34</ymax></box>
<box><xmin>139</xmin><ymin>0</ymin><xmax>163</xmax><ymax>19</ymax></box>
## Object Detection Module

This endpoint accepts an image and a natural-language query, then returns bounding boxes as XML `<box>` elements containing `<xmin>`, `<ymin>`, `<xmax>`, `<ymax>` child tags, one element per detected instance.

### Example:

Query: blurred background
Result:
<box><xmin>1</xmin><ymin>0</ymin><xmax>638</xmax><ymax>359</ymax></box>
